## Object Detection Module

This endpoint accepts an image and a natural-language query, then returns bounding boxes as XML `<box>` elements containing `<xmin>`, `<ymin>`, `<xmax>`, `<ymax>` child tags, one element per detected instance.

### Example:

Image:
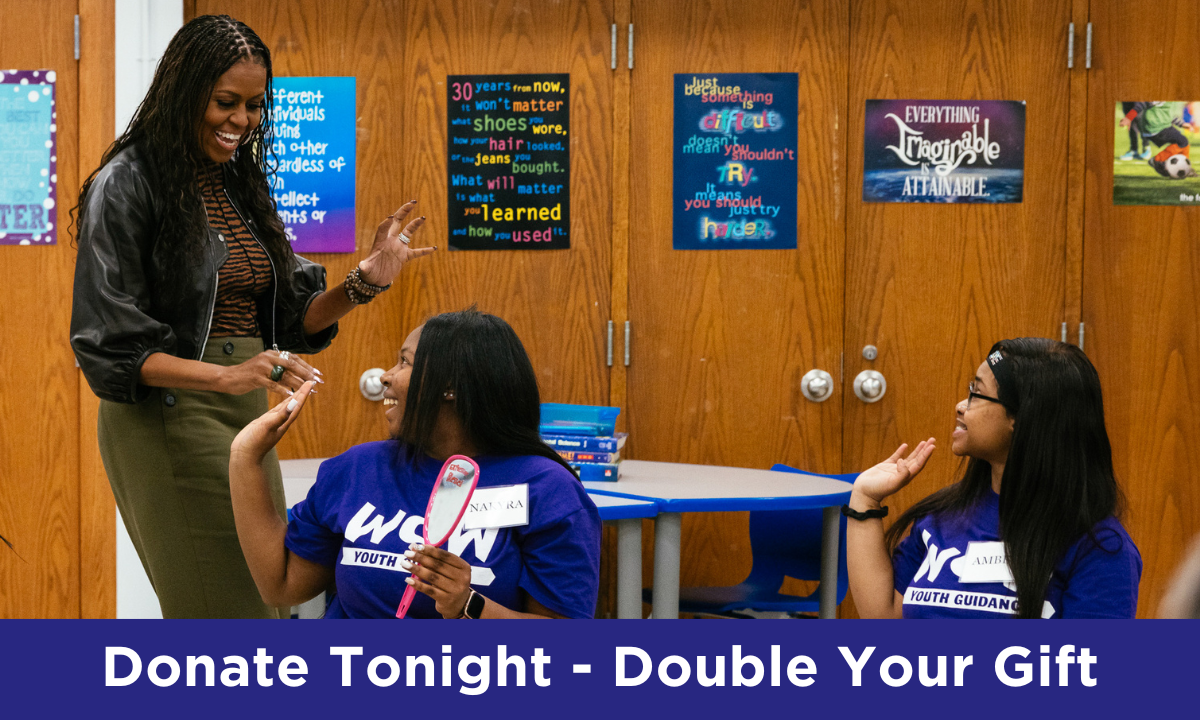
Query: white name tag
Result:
<box><xmin>461</xmin><ymin>484</ymin><xmax>529</xmax><ymax>530</ymax></box>
<box><xmin>956</xmin><ymin>541</ymin><xmax>1014</xmax><ymax>584</ymax></box>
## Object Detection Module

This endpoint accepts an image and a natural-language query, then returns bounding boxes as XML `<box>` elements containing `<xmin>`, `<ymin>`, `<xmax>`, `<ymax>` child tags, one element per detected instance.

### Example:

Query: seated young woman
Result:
<box><xmin>228</xmin><ymin>309</ymin><xmax>602</xmax><ymax>619</ymax></box>
<box><xmin>847</xmin><ymin>338</ymin><xmax>1142</xmax><ymax>619</ymax></box>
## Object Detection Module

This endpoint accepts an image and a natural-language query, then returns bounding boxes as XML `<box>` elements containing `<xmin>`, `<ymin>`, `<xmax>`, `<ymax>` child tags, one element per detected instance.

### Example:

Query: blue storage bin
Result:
<box><xmin>539</xmin><ymin>403</ymin><xmax>621</xmax><ymax>436</ymax></box>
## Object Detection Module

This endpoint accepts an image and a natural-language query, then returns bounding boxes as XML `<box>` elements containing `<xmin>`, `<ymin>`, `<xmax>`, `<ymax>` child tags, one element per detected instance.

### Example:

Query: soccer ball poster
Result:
<box><xmin>1113</xmin><ymin>101</ymin><xmax>1200</xmax><ymax>205</ymax></box>
<box><xmin>862</xmin><ymin>100</ymin><xmax>1026</xmax><ymax>204</ymax></box>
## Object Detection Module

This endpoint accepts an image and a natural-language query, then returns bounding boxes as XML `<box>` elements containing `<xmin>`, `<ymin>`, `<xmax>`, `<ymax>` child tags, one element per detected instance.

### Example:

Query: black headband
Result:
<box><xmin>986</xmin><ymin>344</ymin><xmax>1020</xmax><ymax>414</ymax></box>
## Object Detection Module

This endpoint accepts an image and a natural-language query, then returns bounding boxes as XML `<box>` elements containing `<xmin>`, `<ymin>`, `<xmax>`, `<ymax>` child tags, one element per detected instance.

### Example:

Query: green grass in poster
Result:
<box><xmin>1113</xmin><ymin>102</ymin><xmax>1200</xmax><ymax>206</ymax></box>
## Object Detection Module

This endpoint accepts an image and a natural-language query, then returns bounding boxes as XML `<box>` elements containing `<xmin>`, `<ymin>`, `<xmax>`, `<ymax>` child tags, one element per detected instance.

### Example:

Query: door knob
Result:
<box><xmin>853</xmin><ymin>370</ymin><xmax>887</xmax><ymax>403</ymax></box>
<box><xmin>801</xmin><ymin>369</ymin><xmax>834</xmax><ymax>403</ymax></box>
<box><xmin>359</xmin><ymin>368</ymin><xmax>385</xmax><ymax>401</ymax></box>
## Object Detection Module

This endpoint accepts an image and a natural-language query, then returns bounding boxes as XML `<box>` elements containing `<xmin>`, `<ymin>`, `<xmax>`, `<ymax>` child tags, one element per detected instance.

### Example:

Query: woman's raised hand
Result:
<box><xmin>358</xmin><ymin>200</ymin><xmax>436</xmax><ymax>287</ymax></box>
<box><xmin>231</xmin><ymin>380</ymin><xmax>315</xmax><ymax>463</ymax></box>
<box><xmin>218</xmin><ymin>350</ymin><xmax>322</xmax><ymax>396</ymax></box>
<box><xmin>851</xmin><ymin>438</ymin><xmax>937</xmax><ymax>507</ymax></box>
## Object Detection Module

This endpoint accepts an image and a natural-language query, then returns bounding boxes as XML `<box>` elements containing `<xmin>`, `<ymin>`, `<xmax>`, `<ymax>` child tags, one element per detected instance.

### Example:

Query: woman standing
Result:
<box><xmin>846</xmin><ymin>338</ymin><xmax>1142</xmax><ymax>619</ymax></box>
<box><xmin>70</xmin><ymin>15</ymin><xmax>431</xmax><ymax>618</ymax></box>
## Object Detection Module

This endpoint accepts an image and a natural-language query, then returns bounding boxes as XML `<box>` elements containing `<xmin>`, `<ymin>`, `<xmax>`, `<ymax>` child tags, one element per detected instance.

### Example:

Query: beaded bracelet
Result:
<box><xmin>344</xmin><ymin>266</ymin><xmax>392</xmax><ymax>305</ymax></box>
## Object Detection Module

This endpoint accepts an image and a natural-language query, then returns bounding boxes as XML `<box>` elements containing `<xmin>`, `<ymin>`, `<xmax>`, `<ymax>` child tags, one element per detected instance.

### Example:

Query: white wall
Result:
<box><xmin>113</xmin><ymin>0</ymin><xmax>182</xmax><ymax>620</ymax></box>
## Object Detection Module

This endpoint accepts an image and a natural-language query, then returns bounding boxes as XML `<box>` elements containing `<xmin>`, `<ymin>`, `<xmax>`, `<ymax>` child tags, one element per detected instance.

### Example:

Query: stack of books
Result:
<box><xmin>539</xmin><ymin>403</ymin><xmax>625</xmax><ymax>482</ymax></box>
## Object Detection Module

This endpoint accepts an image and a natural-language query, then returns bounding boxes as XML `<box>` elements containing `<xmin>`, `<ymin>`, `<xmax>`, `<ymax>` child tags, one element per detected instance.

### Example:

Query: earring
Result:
<box><xmin>443</xmin><ymin>390</ymin><xmax>455</xmax><ymax>400</ymax></box>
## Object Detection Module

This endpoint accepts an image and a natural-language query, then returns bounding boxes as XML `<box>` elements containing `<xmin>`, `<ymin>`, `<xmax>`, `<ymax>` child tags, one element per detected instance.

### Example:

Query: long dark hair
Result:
<box><xmin>73</xmin><ymin>14</ymin><xmax>293</xmax><ymax>308</ymax></box>
<box><xmin>886</xmin><ymin>338</ymin><xmax>1124</xmax><ymax>619</ymax></box>
<box><xmin>399</xmin><ymin>308</ymin><xmax>578</xmax><ymax>477</ymax></box>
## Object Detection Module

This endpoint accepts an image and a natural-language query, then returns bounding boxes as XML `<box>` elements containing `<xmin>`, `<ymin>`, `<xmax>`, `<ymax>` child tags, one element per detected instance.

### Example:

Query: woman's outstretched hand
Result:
<box><xmin>231</xmin><ymin>380</ymin><xmax>315</xmax><ymax>463</ymax></box>
<box><xmin>851</xmin><ymin>438</ymin><xmax>937</xmax><ymax>508</ymax></box>
<box><xmin>358</xmin><ymin>200</ymin><xmax>435</xmax><ymax>287</ymax></box>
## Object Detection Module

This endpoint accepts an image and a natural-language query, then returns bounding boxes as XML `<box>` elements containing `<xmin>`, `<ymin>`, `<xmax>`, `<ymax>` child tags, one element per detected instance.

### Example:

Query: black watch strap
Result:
<box><xmin>461</xmin><ymin>590</ymin><xmax>486</xmax><ymax>619</ymax></box>
<box><xmin>842</xmin><ymin>503</ymin><xmax>888</xmax><ymax>521</ymax></box>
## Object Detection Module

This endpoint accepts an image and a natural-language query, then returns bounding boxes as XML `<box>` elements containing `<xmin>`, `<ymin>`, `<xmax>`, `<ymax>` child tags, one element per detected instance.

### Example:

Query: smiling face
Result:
<box><xmin>951</xmin><ymin>360</ymin><xmax>1015</xmax><ymax>465</ymax></box>
<box><xmin>380</xmin><ymin>325</ymin><xmax>423</xmax><ymax>438</ymax></box>
<box><xmin>198</xmin><ymin>58</ymin><xmax>267</xmax><ymax>163</ymax></box>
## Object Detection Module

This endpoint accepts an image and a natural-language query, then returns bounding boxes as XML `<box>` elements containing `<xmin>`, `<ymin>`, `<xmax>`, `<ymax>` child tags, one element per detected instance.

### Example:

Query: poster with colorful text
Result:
<box><xmin>268</xmin><ymin>77</ymin><xmax>356</xmax><ymax>253</ymax></box>
<box><xmin>1113</xmin><ymin>101</ymin><xmax>1200</xmax><ymax>205</ymax></box>
<box><xmin>863</xmin><ymin>100</ymin><xmax>1025</xmax><ymax>203</ymax></box>
<box><xmin>447</xmin><ymin>74</ymin><xmax>569</xmax><ymax>250</ymax></box>
<box><xmin>673</xmin><ymin>73</ymin><xmax>797</xmax><ymax>250</ymax></box>
<box><xmin>0</xmin><ymin>69</ymin><xmax>57</xmax><ymax>245</ymax></box>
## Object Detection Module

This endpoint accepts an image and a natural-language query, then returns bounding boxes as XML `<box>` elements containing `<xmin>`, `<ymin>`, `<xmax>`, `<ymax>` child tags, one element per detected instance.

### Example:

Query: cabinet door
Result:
<box><xmin>0</xmin><ymin>0</ymin><xmax>80</xmax><ymax>617</ymax></box>
<box><xmin>1081</xmin><ymin>0</ymin><xmax>1200</xmax><ymax>617</ymax></box>
<box><xmin>194</xmin><ymin>0</ymin><xmax>615</xmax><ymax>461</ymax></box>
<box><xmin>626</xmin><ymin>0</ymin><xmax>848</xmax><ymax>589</ymax></box>
<box><xmin>843</xmin><ymin>0</ymin><xmax>1072</xmax><ymax>609</ymax></box>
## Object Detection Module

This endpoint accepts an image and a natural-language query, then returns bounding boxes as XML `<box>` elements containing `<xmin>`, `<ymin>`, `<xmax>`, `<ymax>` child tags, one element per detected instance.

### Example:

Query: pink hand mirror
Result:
<box><xmin>395</xmin><ymin>454</ymin><xmax>480</xmax><ymax>619</ymax></box>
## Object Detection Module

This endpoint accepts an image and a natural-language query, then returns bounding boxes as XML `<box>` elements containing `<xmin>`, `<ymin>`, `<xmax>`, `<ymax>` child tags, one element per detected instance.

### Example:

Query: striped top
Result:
<box><xmin>198</xmin><ymin>162</ymin><xmax>273</xmax><ymax>338</ymax></box>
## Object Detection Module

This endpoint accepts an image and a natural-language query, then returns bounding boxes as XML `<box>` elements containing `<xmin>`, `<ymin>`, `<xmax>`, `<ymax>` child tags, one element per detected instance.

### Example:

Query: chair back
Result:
<box><xmin>741</xmin><ymin>465</ymin><xmax>851</xmax><ymax>604</ymax></box>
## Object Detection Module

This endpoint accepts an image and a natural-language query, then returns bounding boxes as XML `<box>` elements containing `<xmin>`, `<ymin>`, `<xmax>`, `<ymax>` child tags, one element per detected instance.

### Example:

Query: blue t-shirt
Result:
<box><xmin>892</xmin><ymin>489</ymin><xmax>1141</xmax><ymax>618</ymax></box>
<box><xmin>285</xmin><ymin>441</ymin><xmax>602</xmax><ymax>619</ymax></box>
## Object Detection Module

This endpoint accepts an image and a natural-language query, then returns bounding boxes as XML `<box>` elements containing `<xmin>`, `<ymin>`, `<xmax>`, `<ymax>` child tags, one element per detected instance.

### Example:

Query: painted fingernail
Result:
<box><xmin>404</xmin><ymin>550</ymin><xmax>415</xmax><ymax>558</ymax></box>
<box><xmin>412</xmin><ymin>543</ymin><xmax>425</xmax><ymax>551</ymax></box>
<box><xmin>400</xmin><ymin>558</ymin><xmax>412</xmax><ymax>569</ymax></box>
<box><xmin>405</xmin><ymin>577</ymin><xmax>415</xmax><ymax>585</ymax></box>
<box><xmin>315</xmin><ymin>377</ymin><xmax>325</xmax><ymax>384</ymax></box>
<box><xmin>287</xmin><ymin>390</ymin><xmax>294</xmax><ymax>396</ymax></box>
<box><xmin>314</xmin><ymin>369</ymin><xmax>323</xmax><ymax>376</ymax></box>
<box><xmin>287</xmin><ymin>399</ymin><xmax>298</xmax><ymax>412</ymax></box>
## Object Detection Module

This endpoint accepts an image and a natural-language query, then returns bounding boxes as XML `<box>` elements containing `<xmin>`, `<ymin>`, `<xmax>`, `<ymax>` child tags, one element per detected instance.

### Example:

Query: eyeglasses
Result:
<box><xmin>967</xmin><ymin>380</ymin><xmax>1002</xmax><ymax>410</ymax></box>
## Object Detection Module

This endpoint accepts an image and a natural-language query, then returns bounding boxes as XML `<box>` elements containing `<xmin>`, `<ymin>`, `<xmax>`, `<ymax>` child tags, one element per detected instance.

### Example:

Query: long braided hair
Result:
<box><xmin>74</xmin><ymin>15</ymin><xmax>293</xmax><ymax>309</ymax></box>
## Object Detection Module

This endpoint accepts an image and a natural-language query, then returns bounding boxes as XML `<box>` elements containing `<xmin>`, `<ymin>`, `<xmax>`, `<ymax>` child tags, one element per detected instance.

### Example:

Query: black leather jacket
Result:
<box><xmin>70</xmin><ymin>145</ymin><xmax>337</xmax><ymax>404</ymax></box>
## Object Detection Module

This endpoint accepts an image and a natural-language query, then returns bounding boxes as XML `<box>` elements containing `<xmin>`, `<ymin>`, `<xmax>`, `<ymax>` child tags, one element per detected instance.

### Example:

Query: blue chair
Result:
<box><xmin>643</xmin><ymin>464</ymin><xmax>850</xmax><ymax>616</ymax></box>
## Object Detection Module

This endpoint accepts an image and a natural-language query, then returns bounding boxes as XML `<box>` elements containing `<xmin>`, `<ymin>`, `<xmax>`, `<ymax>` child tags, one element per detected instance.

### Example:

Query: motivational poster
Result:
<box><xmin>863</xmin><ymin>100</ymin><xmax>1026</xmax><ymax>203</ymax></box>
<box><xmin>268</xmin><ymin>77</ymin><xmax>356</xmax><ymax>253</ymax></box>
<box><xmin>1113</xmin><ymin>101</ymin><xmax>1200</xmax><ymax>205</ymax></box>
<box><xmin>0</xmin><ymin>69</ymin><xmax>57</xmax><ymax>245</ymax></box>
<box><xmin>447</xmin><ymin>74</ymin><xmax>570</xmax><ymax>250</ymax></box>
<box><xmin>673</xmin><ymin>73</ymin><xmax>797</xmax><ymax>250</ymax></box>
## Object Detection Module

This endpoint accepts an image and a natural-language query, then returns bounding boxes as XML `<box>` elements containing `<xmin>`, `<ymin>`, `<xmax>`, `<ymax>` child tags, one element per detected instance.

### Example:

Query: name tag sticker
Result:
<box><xmin>462</xmin><ymin>484</ymin><xmax>529</xmax><ymax>530</ymax></box>
<box><xmin>957</xmin><ymin>540</ymin><xmax>1014</xmax><ymax>584</ymax></box>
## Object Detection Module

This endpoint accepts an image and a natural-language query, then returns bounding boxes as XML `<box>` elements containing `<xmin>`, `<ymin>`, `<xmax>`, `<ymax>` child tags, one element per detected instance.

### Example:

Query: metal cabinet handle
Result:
<box><xmin>801</xmin><ymin>369</ymin><xmax>834</xmax><ymax>403</ymax></box>
<box><xmin>853</xmin><ymin>370</ymin><xmax>887</xmax><ymax>403</ymax></box>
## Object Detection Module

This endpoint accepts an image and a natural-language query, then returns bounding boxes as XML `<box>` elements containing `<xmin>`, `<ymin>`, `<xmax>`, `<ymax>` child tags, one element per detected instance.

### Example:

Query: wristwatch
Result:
<box><xmin>459</xmin><ymin>590</ymin><xmax>485</xmax><ymax>619</ymax></box>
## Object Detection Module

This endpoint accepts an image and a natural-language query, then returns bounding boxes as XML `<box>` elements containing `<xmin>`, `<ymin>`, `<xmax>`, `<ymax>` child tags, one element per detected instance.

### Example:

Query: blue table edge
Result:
<box><xmin>585</xmin><ymin>470</ymin><xmax>857</xmax><ymax>513</ymax></box>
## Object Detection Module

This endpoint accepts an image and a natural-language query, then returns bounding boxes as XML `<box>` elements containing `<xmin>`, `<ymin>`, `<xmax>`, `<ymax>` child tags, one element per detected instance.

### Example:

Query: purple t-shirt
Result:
<box><xmin>892</xmin><ymin>489</ymin><xmax>1141</xmax><ymax>618</ymax></box>
<box><xmin>285</xmin><ymin>441</ymin><xmax>602</xmax><ymax>619</ymax></box>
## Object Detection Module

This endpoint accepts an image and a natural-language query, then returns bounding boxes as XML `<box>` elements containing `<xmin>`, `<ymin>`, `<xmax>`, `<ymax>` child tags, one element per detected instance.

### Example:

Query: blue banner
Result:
<box><xmin>269</xmin><ymin>77</ymin><xmax>356</xmax><ymax>253</ymax></box>
<box><xmin>673</xmin><ymin>73</ymin><xmax>797</xmax><ymax>250</ymax></box>
<box><xmin>1</xmin><ymin>620</ymin><xmax>1193</xmax><ymax>717</ymax></box>
<box><xmin>0</xmin><ymin>69</ymin><xmax>57</xmax><ymax>245</ymax></box>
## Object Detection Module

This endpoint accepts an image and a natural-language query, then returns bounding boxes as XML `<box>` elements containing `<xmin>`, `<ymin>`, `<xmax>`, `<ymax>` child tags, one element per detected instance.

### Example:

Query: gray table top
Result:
<box><xmin>583</xmin><ymin>459</ymin><xmax>854</xmax><ymax>512</ymax></box>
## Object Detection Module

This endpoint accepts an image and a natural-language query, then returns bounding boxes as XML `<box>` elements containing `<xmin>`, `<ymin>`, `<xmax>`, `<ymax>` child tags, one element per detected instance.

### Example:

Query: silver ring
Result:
<box><xmin>399</xmin><ymin>233</ymin><xmax>412</xmax><ymax>245</ymax></box>
<box><xmin>279</xmin><ymin>350</ymin><xmax>291</xmax><ymax>361</ymax></box>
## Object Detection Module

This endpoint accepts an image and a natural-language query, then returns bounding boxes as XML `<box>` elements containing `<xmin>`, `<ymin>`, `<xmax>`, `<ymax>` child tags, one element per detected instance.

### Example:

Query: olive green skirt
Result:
<box><xmin>98</xmin><ymin>337</ymin><xmax>287</xmax><ymax>619</ymax></box>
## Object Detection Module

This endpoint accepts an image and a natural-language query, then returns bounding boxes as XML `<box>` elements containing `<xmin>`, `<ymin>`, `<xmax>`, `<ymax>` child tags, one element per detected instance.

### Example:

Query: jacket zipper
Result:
<box><xmin>223</xmin><ymin>186</ymin><xmax>279</xmax><ymax>351</ymax></box>
<box><xmin>198</xmin><ymin>214</ymin><xmax>220</xmax><ymax>361</ymax></box>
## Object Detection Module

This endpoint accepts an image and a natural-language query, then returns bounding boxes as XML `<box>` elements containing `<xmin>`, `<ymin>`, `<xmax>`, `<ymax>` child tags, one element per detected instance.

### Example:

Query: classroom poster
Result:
<box><xmin>0</xmin><ymin>69</ymin><xmax>57</xmax><ymax>245</ymax></box>
<box><xmin>1113</xmin><ymin>101</ymin><xmax>1200</xmax><ymax>205</ymax></box>
<box><xmin>673</xmin><ymin>73</ymin><xmax>797</xmax><ymax>250</ymax></box>
<box><xmin>268</xmin><ymin>77</ymin><xmax>356</xmax><ymax>253</ymax></box>
<box><xmin>447</xmin><ymin>74</ymin><xmax>570</xmax><ymax>250</ymax></box>
<box><xmin>862</xmin><ymin>100</ymin><xmax>1025</xmax><ymax>203</ymax></box>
